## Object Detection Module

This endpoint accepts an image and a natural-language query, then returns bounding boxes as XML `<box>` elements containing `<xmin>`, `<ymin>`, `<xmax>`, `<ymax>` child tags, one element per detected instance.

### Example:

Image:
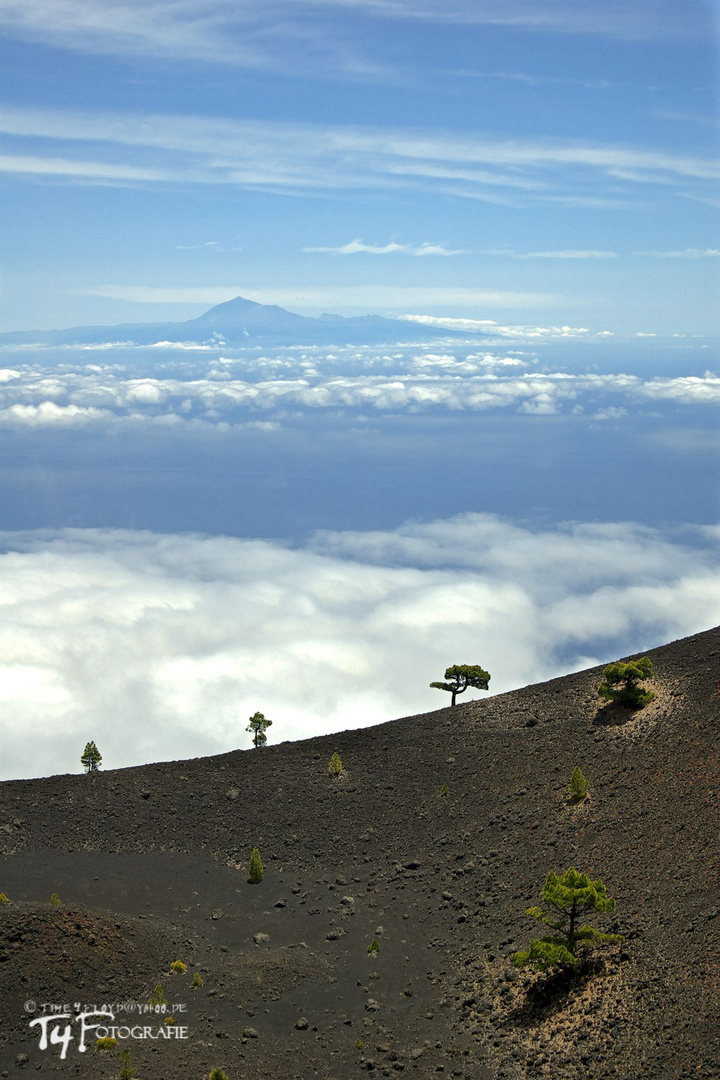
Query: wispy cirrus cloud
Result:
<box><xmin>481</xmin><ymin>248</ymin><xmax>618</xmax><ymax>259</ymax></box>
<box><xmin>72</xmin><ymin>284</ymin><xmax>557</xmax><ymax>309</ymax></box>
<box><xmin>304</xmin><ymin>239</ymin><xmax>464</xmax><ymax>256</ymax></box>
<box><xmin>1</xmin><ymin>106</ymin><xmax>717</xmax><ymax>207</ymax></box>
<box><xmin>635</xmin><ymin>248</ymin><xmax>720</xmax><ymax>259</ymax></box>
<box><xmin>0</xmin><ymin>0</ymin><xmax>709</xmax><ymax>79</ymax></box>
<box><xmin>0</xmin><ymin>153</ymin><xmax>169</xmax><ymax>183</ymax></box>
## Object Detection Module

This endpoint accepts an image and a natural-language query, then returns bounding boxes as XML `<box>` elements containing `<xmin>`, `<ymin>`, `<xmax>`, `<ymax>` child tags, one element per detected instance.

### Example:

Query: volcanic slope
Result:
<box><xmin>0</xmin><ymin>627</ymin><xmax>718</xmax><ymax>1079</ymax></box>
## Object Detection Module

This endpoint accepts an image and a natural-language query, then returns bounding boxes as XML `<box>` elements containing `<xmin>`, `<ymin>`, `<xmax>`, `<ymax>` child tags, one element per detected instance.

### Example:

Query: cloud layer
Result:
<box><xmin>0</xmin><ymin>345</ymin><xmax>717</xmax><ymax>431</ymax></box>
<box><xmin>1</xmin><ymin>515</ymin><xmax>717</xmax><ymax>780</ymax></box>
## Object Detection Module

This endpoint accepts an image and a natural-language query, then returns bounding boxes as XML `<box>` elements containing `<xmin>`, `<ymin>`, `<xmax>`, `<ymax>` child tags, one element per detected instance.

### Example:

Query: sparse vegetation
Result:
<box><xmin>367</xmin><ymin>939</ymin><xmax>380</xmax><ymax>954</ymax></box>
<box><xmin>513</xmin><ymin>867</ymin><xmax>623</xmax><ymax>970</ymax></box>
<box><xmin>598</xmin><ymin>656</ymin><xmax>655</xmax><ymax>709</ymax></box>
<box><xmin>118</xmin><ymin>1048</ymin><xmax>138</xmax><ymax>1079</ymax></box>
<box><xmin>248</xmin><ymin>846</ymin><xmax>264</xmax><ymax>884</ymax></box>
<box><xmin>191</xmin><ymin>971</ymin><xmax>204</xmax><ymax>988</ymax></box>
<box><xmin>328</xmin><ymin>751</ymin><xmax>344</xmax><ymax>776</ymax></box>
<box><xmin>50</xmin><ymin>893</ymin><xmax>61</xmax><ymax>905</ymax></box>
<box><xmin>356</xmin><ymin>1039</ymin><xmax>363</xmax><ymax>1050</ymax></box>
<box><xmin>430</xmin><ymin>664</ymin><xmax>490</xmax><ymax>706</ymax></box>
<box><xmin>246</xmin><ymin>711</ymin><xmax>272</xmax><ymax>748</ymax></box>
<box><xmin>170</xmin><ymin>959</ymin><xmax>187</xmax><ymax>974</ymax></box>
<box><xmin>148</xmin><ymin>984</ymin><xmax>169</xmax><ymax>1007</ymax></box>
<box><xmin>568</xmin><ymin>766</ymin><xmax>589</xmax><ymax>802</ymax></box>
<box><xmin>81</xmin><ymin>740</ymin><xmax>102</xmax><ymax>772</ymax></box>
<box><xmin>95</xmin><ymin>1035</ymin><xmax>117</xmax><ymax>1051</ymax></box>
<box><xmin>440</xmin><ymin>784</ymin><xmax>450</xmax><ymax>796</ymax></box>
<box><xmin>0</xmin><ymin>892</ymin><xmax>9</xmax><ymax>903</ymax></box>
<box><xmin>208</xmin><ymin>1069</ymin><xmax>230</xmax><ymax>1080</ymax></box>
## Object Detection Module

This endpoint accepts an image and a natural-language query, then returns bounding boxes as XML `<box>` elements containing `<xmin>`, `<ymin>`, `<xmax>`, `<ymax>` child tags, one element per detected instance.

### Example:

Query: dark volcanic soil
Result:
<box><xmin>1</xmin><ymin>627</ymin><xmax>718</xmax><ymax>1080</ymax></box>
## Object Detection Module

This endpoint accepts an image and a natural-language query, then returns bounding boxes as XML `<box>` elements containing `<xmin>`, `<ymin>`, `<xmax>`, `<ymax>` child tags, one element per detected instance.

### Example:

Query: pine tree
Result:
<box><xmin>430</xmin><ymin>664</ymin><xmax>490</xmax><ymax>706</ymax></box>
<box><xmin>80</xmin><ymin>740</ymin><xmax>102</xmax><ymax>772</ymax></box>
<box><xmin>246</xmin><ymin>711</ymin><xmax>272</xmax><ymax>748</ymax></box>
<box><xmin>598</xmin><ymin>656</ymin><xmax>655</xmax><ymax>708</ymax></box>
<box><xmin>513</xmin><ymin>867</ymin><xmax>623</xmax><ymax>970</ymax></box>
<box><xmin>248</xmin><ymin>846</ymin><xmax>264</xmax><ymax>884</ymax></box>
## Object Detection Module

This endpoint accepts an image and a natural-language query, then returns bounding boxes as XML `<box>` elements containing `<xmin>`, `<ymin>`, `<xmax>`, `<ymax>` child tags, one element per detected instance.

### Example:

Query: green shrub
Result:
<box><xmin>513</xmin><ymin>867</ymin><xmax>623</xmax><ymax>970</ymax></box>
<box><xmin>440</xmin><ymin>784</ymin><xmax>450</xmax><ymax>797</ymax></box>
<box><xmin>598</xmin><ymin>656</ymin><xmax>655</xmax><ymax>709</ymax></box>
<box><xmin>328</xmin><ymin>752</ymin><xmax>344</xmax><ymax>776</ymax></box>
<box><xmin>50</xmin><ymin>893</ymin><xmax>61</xmax><ymax>905</ymax></box>
<box><xmin>191</xmin><ymin>971</ymin><xmax>204</xmax><ymax>988</ymax></box>
<box><xmin>568</xmin><ymin>767</ymin><xmax>589</xmax><ymax>802</ymax></box>
<box><xmin>356</xmin><ymin>1039</ymin><xmax>363</xmax><ymax>1050</ymax></box>
<box><xmin>248</xmin><ymin>846</ymin><xmax>264</xmax><ymax>884</ymax></box>
<box><xmin>170</xmin><ymin>959</ymin><xmax>187</xmax><ymax>974</ymax></box>
<box><xmin>367</xmin><ymin>939</ymin><xmax>380</xmax><ymax>954</ymax></box>
<box><xmin>0</xmin><ymin>893</ymin><xmax>9</xmax><ymax>904</ymax></box>
<box><xmin>95</xmin><ymin>1035</ymin><xmax>117</xmax><ymax>1051</ymax></box>
<box><xmin>209</xmin><ymin>1069</ymin><xmax>230</xmax><ymax>1080</ymax></box>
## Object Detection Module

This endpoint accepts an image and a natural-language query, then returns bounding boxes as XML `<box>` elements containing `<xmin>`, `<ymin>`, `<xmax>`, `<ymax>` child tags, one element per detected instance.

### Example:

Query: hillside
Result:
<box><xmin>1</xmin><ymin>627</ymin><xmax>718</xmax><ymax>1079</ymax></box>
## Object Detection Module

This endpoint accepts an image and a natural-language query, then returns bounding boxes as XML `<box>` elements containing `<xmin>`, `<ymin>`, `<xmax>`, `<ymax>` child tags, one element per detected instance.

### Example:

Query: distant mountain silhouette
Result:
<box><xmin>0</xmin><ymin>295</ymin><xmax>480</xmax><ymax>347</ymax></box>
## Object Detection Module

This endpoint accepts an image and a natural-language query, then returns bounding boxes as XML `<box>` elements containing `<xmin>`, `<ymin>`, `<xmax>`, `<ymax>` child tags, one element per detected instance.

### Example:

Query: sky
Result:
<box><xmin>0</xmin><ymin>1</ymin><xmax>718</xmax><ymax>779</ymax></box>
<box><xmin>0</xmin><ymin>0</ymin><xmax>718</xmax><ymax>333</ymax></box>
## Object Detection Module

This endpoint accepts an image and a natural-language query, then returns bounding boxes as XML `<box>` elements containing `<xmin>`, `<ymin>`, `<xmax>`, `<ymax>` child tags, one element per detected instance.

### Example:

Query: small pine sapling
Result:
<box><xmin>356</xmin><ymin>1039</ymin><xmax>363</xmax><ymax>1050</ymax></box>
<box><xmin>50</xmin><ymin>893</ymin><xmax>61</xmax><ymax>905</ymax></box>
<box><xmin>513</xmin><ymin>867</ymin><xmax>623</xmax><ymax>970</ymax></box>
<box><xmin>248</xmin><ymin>846</ymin><xmax>264</xmax><ymax>884</ymax></box>
<box><xmin>246</xmin><ymin>711</ymin><xmax>272</xmax><ymax>748</ymax></box>
<box><xmin>170</xmin><ymin>960</ymin><xmax>187</xmax><ymax>974</ymax></box>
<box><xmin>440</xmin><ymin>784</ymin><xmax>450</xmax><ymax>797</ymax></box>
<box><xmin>148</xmin><ymin>984</ymin><xmax>169</xmax><ymax>1008</ymax></box>
<box><xmin>367</xmin><ymin>939</ymin><xmax>380</xmax><ymax>954</ymax></box>
<box><xmin>430</xmin><ymin>664</ymin><xmax>490</xmax><ymax>706</ymax></box>
<box><xmin>598</xmin><ymin>656</ymin><xmax>655</xmax><ymax>709</ymax></box>
<box><xmin>191</xmin><ymin>971</ymin><xmax>204</xmax><ymax>988</ymax></box>
<box><xmin>0</xmin><ymin>893</ymin><xmax>9</xmax><ymax>904</ymax></box>
<box><xmin>328</xmin><ymin>752</ymin><xmax>344</xmax><ymax>776</ymax></box>
<box><xmin>568</xmin><ymin>766</ymin><xmax>589</xmax><ymax>802</ymax></box>
<box><xmin>209</xmin><ymin>1070</ymin><xmax>230</xmax><ymax>1080</ymax></box>
<box><xmin>119</xmin><ymin>1048</ymin><xmax>138</xmax><ymax>1078</ymax></box>
<box><xmin>81</xmin><ymin>740</ymin><xmax>102</xmax><ymax>772</ymax></box>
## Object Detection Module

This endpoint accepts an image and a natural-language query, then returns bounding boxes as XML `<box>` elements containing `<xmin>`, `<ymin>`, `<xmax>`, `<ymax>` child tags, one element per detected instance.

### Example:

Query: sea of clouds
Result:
<box><xmin>1</xmin><ymin>514</ymin><xmax>717</xmax><ymax>780</ymax></box>
<box><xmin>0</xmin><ymin>341</ymin><xmax>718</xmax><ymax>431</ymax></box>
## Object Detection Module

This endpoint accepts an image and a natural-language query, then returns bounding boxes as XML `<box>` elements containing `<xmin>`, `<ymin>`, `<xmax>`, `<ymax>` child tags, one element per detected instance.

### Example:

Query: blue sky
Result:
<box><xmin>0</xmin><ymin>0</ymin><xmax>718</xmax><ymax>333</ymax></box>
<box><xmin>0</xmin><ymin>2</ymin><xmax>718</xmax><ymax>779</ymax></box>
